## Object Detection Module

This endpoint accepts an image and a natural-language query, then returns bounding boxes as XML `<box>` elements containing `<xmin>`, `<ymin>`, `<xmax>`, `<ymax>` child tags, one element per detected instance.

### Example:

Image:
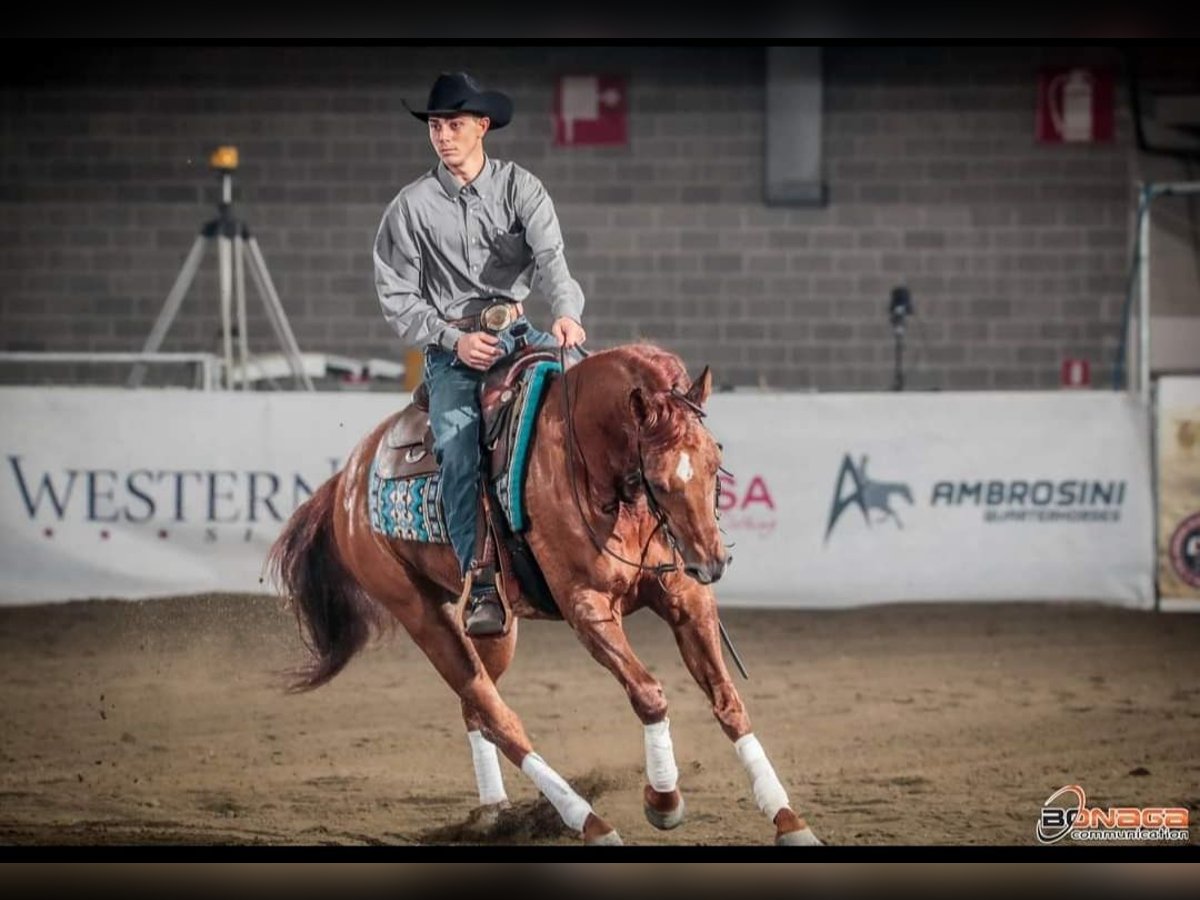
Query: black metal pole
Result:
<box><xmin>718</xmin><ymin>619</ymin><xmax>749</xmax><ymax>680</ymax></box>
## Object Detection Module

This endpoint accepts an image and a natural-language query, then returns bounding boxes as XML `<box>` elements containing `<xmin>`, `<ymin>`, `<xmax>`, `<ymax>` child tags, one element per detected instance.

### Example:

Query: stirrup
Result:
<box><xmin>464</xmin><ymin>585</ymin><xmax>505</xmax><ymax>637</ymax></box>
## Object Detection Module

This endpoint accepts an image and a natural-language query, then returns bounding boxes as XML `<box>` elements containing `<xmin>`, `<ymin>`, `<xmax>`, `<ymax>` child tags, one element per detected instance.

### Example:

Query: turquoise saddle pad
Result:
<box><xmin>367</xmin><ymin>360</ymin><xmax>561</xmax><ymax>544</ymax></box>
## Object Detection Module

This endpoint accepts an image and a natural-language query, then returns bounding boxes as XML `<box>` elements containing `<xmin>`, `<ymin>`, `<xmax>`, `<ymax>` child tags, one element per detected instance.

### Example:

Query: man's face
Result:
<box><xmin>428</xmin><ymin>114</ymin><xmax>489</xmax><ymax>167</ymax></box>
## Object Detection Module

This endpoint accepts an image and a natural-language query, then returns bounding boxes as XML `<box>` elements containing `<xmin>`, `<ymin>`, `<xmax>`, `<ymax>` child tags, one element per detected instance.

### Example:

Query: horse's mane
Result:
<box><xmin>584</xmin><ymin>343</ymin><xmax>697</xmax><ymax>452</ymax></box>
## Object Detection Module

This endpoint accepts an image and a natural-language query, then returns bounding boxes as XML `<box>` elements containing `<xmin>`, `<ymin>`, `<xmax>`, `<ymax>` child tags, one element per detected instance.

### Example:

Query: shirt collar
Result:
<box><xmin>435</xmin><ymin>155</ymin><xmax>493</xmax><ymax>200</ymax></box>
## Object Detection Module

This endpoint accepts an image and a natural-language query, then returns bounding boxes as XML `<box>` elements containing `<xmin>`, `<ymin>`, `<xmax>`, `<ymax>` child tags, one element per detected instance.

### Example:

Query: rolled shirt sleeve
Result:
<box><xmin>374</xmin><ymin>197</ymin><xmax>464</xmax><ymax>352</ymax></box>
<box><xmin>514</xmin><ymin>168</ymin><xmax>586</xmax><ymax>324</ymax></box>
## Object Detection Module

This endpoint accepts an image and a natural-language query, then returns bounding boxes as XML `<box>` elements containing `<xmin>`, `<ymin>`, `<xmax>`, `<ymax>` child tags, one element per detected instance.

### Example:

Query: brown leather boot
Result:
<box><xmin>464</xmin><ymin>583</ymin><xmax>505</xmax><ymax>637</ymax></box>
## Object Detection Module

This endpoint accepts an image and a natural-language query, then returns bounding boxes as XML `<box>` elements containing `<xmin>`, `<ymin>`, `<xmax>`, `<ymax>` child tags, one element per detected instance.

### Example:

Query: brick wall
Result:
<box><xmin>0</xmin><ymin>45</ymin><xmax>1136</xmax><ymax>390</ymax></box>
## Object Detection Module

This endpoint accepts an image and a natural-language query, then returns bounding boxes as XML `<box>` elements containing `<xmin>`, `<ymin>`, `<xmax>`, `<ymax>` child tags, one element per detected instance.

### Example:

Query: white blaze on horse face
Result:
<box><xmin>674</xmin><ymin>451</ymin><xmax>694</xmax><ymax>485</ymax></box>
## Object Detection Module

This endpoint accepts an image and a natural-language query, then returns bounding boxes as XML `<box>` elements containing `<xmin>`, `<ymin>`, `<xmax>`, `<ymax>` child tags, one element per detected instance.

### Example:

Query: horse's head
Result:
<box><xmin>630</xmin><ymin>365</ymin><xmax>729</xmax><ymax>585</ymax></box>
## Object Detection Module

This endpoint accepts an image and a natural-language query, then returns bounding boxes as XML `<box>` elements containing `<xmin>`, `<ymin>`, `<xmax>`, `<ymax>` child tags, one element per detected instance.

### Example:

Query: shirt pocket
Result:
<box><xmin>486</xmin><ymin>223</ymin><xmax>528</xmax><ymax>264</ymax></box>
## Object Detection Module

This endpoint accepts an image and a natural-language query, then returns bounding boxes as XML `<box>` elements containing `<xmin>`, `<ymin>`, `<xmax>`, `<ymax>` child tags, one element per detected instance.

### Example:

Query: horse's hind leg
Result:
<box><xmin>459</xmin><ymin>621</ymin><xmax>519</xmax><ymax>828</ymax></box>
<box><xmin>400</xmin><ymin>600</ymin><xmax>621</xmax><ymax>845</ymax></box>
<box><xmin>333</xmin><ymin>522</ymin><xmax>619</xmax><ymax>844</ymax></box>
<box><xmin>564</xmin><ymin>590</ymin><xmax>686</xmax><ymax>831</ymax></box>
<box><xmin>652</xmin><ymin>581</ymin><xmax>822</xmax><ymax>846</ymax></box>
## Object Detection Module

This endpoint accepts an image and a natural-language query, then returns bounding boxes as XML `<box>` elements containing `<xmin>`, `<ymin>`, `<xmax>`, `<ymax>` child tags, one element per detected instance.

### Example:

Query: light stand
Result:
<box><xmin>889</xmin><ymin>286</ymin><xmax>913</xmax><ymax>392</ymax></box>
<box><xmin>128</xmin><ymin>146</ymin><xmax>313</xmax><ymax>390</ymax></box>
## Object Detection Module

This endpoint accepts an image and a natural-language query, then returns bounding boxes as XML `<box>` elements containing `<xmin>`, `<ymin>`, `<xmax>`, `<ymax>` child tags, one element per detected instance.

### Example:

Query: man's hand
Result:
<box><xmin>456</xmin><ymin>331</ymin><xmax>504</xmax><ymax>371</ymax></box>
<box><xmin>552</xmin><ymin>317</ymin><xmax>587</xmax><ymax>349</ymax></box>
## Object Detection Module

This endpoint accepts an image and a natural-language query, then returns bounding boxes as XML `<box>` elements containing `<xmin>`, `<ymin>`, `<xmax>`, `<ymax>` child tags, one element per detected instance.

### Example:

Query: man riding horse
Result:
<box><xmin>373</xmin><ymin>71</ymin><xmax>587</xmax><ymax>637</ymax></box>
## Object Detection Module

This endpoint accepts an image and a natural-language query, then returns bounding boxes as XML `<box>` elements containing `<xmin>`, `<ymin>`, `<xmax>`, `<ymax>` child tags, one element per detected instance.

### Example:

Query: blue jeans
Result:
<box><xmin>422</xmin><ymin>317</ymin><xmax>567</xmax><ymax>577</ymax></box>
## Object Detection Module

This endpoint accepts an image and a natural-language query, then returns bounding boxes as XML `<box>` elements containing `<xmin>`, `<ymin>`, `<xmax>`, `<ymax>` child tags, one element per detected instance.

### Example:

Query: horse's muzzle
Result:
<box><xmin>684</xmin><ymin>557</ymin><xmax>727</xmax><ymax>585</ymax></box>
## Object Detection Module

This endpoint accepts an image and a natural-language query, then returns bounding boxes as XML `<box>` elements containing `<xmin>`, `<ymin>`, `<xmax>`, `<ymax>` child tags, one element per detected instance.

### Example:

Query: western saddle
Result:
<box><xmin>373</xmin><ymin>346</ymin><xmax>562</xmax><ymax>482</ymax></box>
<box><xmin>372</xmin><ymin>345</ymin><xmax>568</xmax><ymax>624</ymax></box>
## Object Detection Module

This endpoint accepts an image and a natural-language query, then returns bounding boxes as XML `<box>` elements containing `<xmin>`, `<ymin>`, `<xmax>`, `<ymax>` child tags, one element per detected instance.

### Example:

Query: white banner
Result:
<box><xmin>0</xmin><ymin>388</ymin><xmax>399</xmax><ymax>604</ymax></box>
<box><xmin>0</xmin><ymin>388</ymin><xmax>1154</xmax><ymax>609</ymax></box>
<box><xmin>706</xmin><ymin>391</ymin><xmax>1154</xmax><ymax>609</ymax></box>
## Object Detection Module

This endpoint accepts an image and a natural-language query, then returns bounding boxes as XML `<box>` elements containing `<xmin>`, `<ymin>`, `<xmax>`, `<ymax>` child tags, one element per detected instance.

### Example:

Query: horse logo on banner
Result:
<box><xmin>825</xmin><ymin>453</ymin><xmax>914</xmax><ymax>543</ymax></box>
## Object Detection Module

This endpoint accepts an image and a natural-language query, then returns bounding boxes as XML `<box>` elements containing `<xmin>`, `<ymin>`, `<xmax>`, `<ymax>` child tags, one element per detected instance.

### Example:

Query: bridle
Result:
<box><xmin>556</xmin><ymin>346</ymin><xmax>747</xmax><ymax>679</ymax></box>
<box><xmin>637</xmin><ymin>386</ymin><xmax>731</xmax><ymax>564</ymax></box>
<box><xmin>557</xmin><ymin>347</ymin><xmax>748</xmax><ymax>679</ymax></box>
<box><xmin>557</xmin><ymin>347</ymin><xmax>727</xmax><ymax>580</ymax></box>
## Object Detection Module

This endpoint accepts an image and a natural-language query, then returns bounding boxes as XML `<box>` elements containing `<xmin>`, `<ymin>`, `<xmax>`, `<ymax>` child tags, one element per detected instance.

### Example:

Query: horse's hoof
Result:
<box><xmin>776</xmin><ymin>827</ymin><xmax>822</xmax><ymax>846</ymax></box>
<box><xmin>465</xmin><ymin>800</ymin><xmax>511</xmax><ymax>833</ymax></box>
<box><xmin>582</xmin><ymin>812</ymin><xmax>623</xmax><ymax>845</ymax></box>
<box><xmin>586</xmin><ymin>828</ymin><xmax>624</xmax><ymax>846</ymax></box>
<box><xmin>774</xmin><ymin>808</ymin><xmax>822</xmax><ymax>845</ymax></box>
<box><xmin>643</xmin><ymin>785</ymin><xmax>686</xmax><ymax>830</ymax></box>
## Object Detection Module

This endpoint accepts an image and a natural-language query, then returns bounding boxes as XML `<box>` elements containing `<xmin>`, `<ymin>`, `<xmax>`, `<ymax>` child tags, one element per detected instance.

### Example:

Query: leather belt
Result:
<box><xmin>447</xmin><ymin>299</ymin><xmax>523</xmax><ymax>334</ymax></box>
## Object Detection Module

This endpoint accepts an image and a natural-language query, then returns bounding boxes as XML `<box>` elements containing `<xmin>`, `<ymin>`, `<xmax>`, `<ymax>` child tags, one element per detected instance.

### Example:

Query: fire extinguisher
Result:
<box><xmin>1050</xmin><ymin>68</ymin><xmax>1093</xmax><ymax>142</ymax></box>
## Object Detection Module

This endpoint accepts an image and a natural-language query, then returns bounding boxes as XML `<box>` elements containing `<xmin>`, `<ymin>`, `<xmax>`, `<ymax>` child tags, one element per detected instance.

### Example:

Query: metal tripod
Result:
<box><xmin>128</xmin><ymin>168</ymin><xmax>313</xmax><ymax>390</ymax></box>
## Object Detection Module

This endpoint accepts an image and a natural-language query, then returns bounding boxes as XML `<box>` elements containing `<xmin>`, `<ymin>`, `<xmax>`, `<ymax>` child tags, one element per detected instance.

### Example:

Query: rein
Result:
<box><xmin>558</xmin><ymin>346</ymin><xmax>678</xmax><ymax>576</ymax></box>
<box><xmin>556</xmin><ymin>346</ymin><xmax>749</xmax><ymax>681</ymax></box>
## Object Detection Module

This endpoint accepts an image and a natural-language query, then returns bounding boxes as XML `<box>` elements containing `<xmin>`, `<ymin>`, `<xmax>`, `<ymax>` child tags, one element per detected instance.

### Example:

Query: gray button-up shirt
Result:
<box><xmin>374</xmin><ymin>157</ymin><xmax>586</xmax><ymax>353</ymax></box>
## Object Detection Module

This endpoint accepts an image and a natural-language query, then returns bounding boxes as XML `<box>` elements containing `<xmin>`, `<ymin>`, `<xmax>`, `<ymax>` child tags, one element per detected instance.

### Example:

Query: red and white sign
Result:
<box><xmin>554</xmin><ymin>75</ymin><xmax>627</xmax><ymax>147</ymax></box>
<box><xmin>1037</xmin><ymin>67</ymin><xmax>1114</xmax><ymax>143</ymax></box>
<box><xmin>1061</xmin><ymin>358</ymin><xmax>1092</xmax><ymax>389</ymax></box>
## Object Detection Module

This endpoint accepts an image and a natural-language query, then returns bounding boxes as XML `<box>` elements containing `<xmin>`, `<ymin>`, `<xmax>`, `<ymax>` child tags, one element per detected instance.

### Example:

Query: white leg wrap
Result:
<box><xmin>643</xmin><ymin>718</ymin><xmax>679</xmax><ymax>792</ymax></box>
<box><xmin>520</xmin><ymin>752</ymin><xmax>593</xmax><ymax>833</ymax></box>
<box><xmin>735</xmin><ymin>733</ymin><xmax>790</xmax><ymax>821</ymax></box>
<box><xmin>467</xmin><ymin>730</ymin><xmax>508</xmax><ymax>806</ymax></box>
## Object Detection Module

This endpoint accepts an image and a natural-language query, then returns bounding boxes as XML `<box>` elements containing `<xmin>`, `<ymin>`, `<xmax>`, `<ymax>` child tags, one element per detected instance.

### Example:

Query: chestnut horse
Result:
<box><xmin>268</xmin><ymin>342</ymin><xmax>821</xmax><ymax>846</ymax></box>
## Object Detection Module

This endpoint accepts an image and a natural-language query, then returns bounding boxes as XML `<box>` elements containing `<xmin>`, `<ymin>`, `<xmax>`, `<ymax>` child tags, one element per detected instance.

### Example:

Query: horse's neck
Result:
<box><xmin>538</xmin><ymin>361</ymin><xmax>639</xmax><ymax>481</ymax></box>
<box><xmin>528</xmin><ymin>353</ymin><xmax>676</xmax><ymax>561</ymax></box>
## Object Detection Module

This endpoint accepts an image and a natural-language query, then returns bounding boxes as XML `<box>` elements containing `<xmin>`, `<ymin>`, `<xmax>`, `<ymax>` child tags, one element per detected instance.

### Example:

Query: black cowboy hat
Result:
<box><xmin>403</xmin><ymin>71</ymin><xmax>513</xmax><ymax>130</ymax></box>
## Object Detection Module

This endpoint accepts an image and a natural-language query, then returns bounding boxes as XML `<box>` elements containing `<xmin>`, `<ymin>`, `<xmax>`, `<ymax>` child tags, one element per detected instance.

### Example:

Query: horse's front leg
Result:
<box><xmin>566</xmin><ymin>589</ymin><xmax>687</xmax><ymax>831</ymax></box>
<box><xmin>651</xmin><ymin>581</ymin><xmax>822</xmax><ymax>846</ymax></box>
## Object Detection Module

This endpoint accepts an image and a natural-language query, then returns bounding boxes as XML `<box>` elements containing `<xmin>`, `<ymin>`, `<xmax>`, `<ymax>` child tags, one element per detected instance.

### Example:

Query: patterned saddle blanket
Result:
<box><xmin>367</xmin><ymin>360</ymin><xmax>561</xmax><ymax>543</ymax></box>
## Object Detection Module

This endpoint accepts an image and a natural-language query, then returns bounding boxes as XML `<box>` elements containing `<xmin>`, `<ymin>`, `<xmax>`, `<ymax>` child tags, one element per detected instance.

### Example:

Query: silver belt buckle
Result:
<box><xmin>480</xmin><ymin>301</ymin><xmax>517</xmax><ymax>334</ymax></box>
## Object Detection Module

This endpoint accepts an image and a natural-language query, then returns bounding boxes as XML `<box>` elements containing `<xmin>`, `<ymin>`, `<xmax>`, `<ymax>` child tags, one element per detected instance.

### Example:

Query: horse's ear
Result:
<box><xmin>630</xmin><ymin>387</ymin><xmax>651</xmax><ymax>425</ymax></box>
<box><xmin>685</xmin><ymin>365</ymin><xmax>712</xmax><ymax>408</ymax></box>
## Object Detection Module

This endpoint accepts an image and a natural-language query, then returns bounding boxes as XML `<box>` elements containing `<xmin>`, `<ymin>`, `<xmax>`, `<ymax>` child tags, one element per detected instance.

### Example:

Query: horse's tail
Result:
<box><xmin>267</xmin><ymin>470</ymin><xmax>386</xmax><ymax>693</ymax></box>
